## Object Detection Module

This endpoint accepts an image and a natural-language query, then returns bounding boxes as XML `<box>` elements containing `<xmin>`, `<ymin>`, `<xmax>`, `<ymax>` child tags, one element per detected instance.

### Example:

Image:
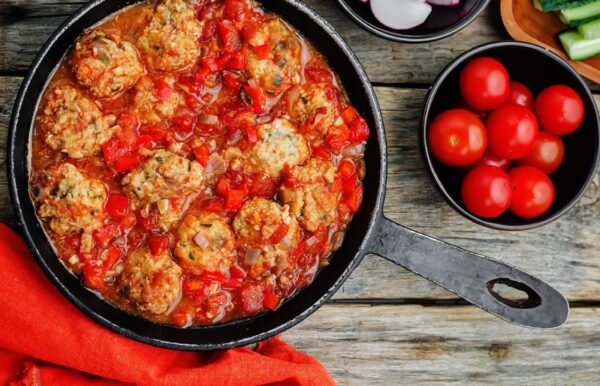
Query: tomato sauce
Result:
<box><xmin>30</xmin><ymin>0</ymin><xmax>368</xmax><ymax>327</ymax></box>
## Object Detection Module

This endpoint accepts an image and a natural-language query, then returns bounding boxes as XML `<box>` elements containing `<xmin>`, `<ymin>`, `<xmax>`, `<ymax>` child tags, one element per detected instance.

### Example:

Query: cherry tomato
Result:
<box><xmin>517</xmin><ymin>132</ymin><xmax>564</xmax><ymax>174</ymax></box>
<box><xmin>534</xmin><ymin>85</ymin><xmax>584</xmax><ymax>135</ymax></box>
<box><xmin>509</xmin><ymin>166</ymin><xmax>554</xmax><ymax>219</ymax></box>
<box><xmin>427</xmin><ymin>109</ymin><xmax>487</xmax><ymax>166</ymax></box>
<box><xmin>507</xmin><ymin>81</ymin><xmax>534</xmax><ymax>109</ymax></box>
<box><xmin>459</xmin><ymin>57</ymin><xmax>510</xmax><ymax>110</ymax></box>
<box><xmin>473</xmin><ymin>150</ymin><xmax>511</xmax><ymax>171</ymax></box>
<box><xmin>486</xmin><ymin>104</ymin><xmax>539</xmax><ymax>160</ymax></box>
<box><xmin>461</xmin><ymin>166</ymin><xmax>512</xmax><ymax>218</ymax></box>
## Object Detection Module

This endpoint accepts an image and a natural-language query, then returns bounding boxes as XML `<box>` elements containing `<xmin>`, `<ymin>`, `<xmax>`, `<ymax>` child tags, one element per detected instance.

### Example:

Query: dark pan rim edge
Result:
<box><xmin>335</xmin><ymin>0</ymin><xmax>491</xmax><ymax>43</ymax></box>
<box><xmin>7</xmin><ymin>0</ymin><xmax>388</xmax><ymax>350</ymax></box>
<box><xmin>419</xmin><ymin>40</ymin><xmax>600</xmax><ymax>231</ymax></box>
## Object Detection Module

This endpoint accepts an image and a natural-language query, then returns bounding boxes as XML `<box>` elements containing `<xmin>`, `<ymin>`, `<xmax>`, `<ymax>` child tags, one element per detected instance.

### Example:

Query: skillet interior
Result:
<box><xmin>8</xmin><ymin>0</ymin><xmax>387</xmax><ymax>350</ymax></box>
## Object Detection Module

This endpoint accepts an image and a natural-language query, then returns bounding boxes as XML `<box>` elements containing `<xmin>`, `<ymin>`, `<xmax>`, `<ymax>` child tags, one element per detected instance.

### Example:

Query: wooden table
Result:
<box><xmin>1</xmin><ymin>0</ymin><xmax>599</xmax><ymax>383</ymax></box>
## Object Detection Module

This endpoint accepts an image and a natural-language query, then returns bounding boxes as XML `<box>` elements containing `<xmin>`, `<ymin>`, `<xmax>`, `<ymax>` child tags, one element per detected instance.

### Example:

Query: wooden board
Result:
<box><xmin>284</xmin><ymin>304</ymin><xmax>600</xmax><ymax>384</ymax></box>
<box><xmin>1</xmin><ymin>76</ymin><xmax>599</xmax><ymax>302</ymax></box>
<box><xmin>501</xmin><ymin>0</ymin><xmax>600</xmax><ymax>84</ymax></box>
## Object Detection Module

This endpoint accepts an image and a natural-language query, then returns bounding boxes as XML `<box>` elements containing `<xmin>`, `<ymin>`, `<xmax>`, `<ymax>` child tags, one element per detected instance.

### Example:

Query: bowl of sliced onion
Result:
<box><xmin>336</xmin><ymin>0</ymin><xmax>490</xmax><ymax>43</ymax></box>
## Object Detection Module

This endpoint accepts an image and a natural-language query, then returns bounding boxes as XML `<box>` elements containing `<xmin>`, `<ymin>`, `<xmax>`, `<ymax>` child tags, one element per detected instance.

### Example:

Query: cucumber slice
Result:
<box><xmin>559</xmin><ymin>0</ymin><xmax>600</xmax><ymax>25</ymax></box>
<box><xmin>577</xmin><ymin>17</ymin><xmax>600</xmax><ymax>38</ymax></box>
<box><xmin>559</xmin><ymin>29</ymin><xmax>600</xmax><ymax>60</ymax></box>
<box><xmin>537</xmin><ymin>0</ymin><xmax>590</xmax><ymax>12</ymax></box>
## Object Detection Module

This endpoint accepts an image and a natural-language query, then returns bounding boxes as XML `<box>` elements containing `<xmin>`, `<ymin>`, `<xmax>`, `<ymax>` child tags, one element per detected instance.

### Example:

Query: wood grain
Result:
<box><xmin>0</xmin><ymin>0</ymin><xmax>507</xmax><ymax>83</ymax></box>
<box><xmin>2</xmin><ymin>76</ymin><xmax>599</xmax><ymax>302</ymax></box>
<box><xmin>284</xmin><ymin>304</ymin><xmax>600</xmax><ymax>384</ymax></box>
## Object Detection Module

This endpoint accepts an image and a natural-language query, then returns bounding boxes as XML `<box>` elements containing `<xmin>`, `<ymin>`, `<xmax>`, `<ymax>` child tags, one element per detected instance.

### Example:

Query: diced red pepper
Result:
<box><xmin>341</xmin><ymin>106</ymin><xmax>359</xmax><ymax>125</ymax></box>
<box><xmin>148</xmin><ymin>234</ymin><xmax>170</xmax><ymax>256</ymax></box>
<box><xmin>338</xmin><ymin>159</ymin><xmax>356</xmax><ymax>179</ymax></box>
<box><xmin>200</xmin><ymin>271</ymin><xmax>227</xmax><ymax>283</ymax></box>
<box><xmin>230</xmin><ymin>264</ymin><xmax>247</xmax><ymax>279</ymax></box>
<box><xmin>102</xmin><ymin>137</ymin><xmax>126</xmax><ymax>165</ymax></box>
<box><xmin>216</xmin><ymin>176</ymin><xmax>232</xmax><ymax>197</ymax></box>
<box><xmin>154</xmin><ymin>78</ymin><xmax>173</xmax><ymax>102</ymax></box>
<box><xmin>105</xmin><ymin>194</ymin><xmax>130</xmax><ymax>219</ymax></box>
<box><xmin>225</xmin><ymin>188</ymin><xmax>246</xmax><ymax>212</ymax></box>
<box><xmin>92</xmin><ymin>223</ymin><xmax>121</xmax><ymax>245</ymax></box>
<box><xmin>135</xmin><ymin>134</ymin><xmax>154</xmax><ymax>150</ymax></box>
<box><xmin>83</xmin><ymin>264</ymin><xmax>105</xmax><ymax>291</ymax></box>
<box><xmin>103</xmin><ymin>244</ymin><xmax>121</xmax><ymax>269</ymax></box>
<box><xmin>241</xmin><ymin>84</ymin><xmax>264</xmax><ymax>113</ymax></box>
<box><xmin>312</xmin><ymin>145</ymin><xmax>331</xmax><ymax>159</ymax></box>
<box><xmin>345</xmin><ymin>184</ymin><xmax>363</xmax><ymax>213</ymax></box>
<box><xmin>113</xmin><ymin>155</ymin><xmax>140</xmax><ymax>173</ymax></box>
<box><xmin>244</xmin><ymin>125</ymin><xmax>258</xmax><ymax>144</ymax></box>
<box><xmin>217</xmin><ymin>21</ymin><xmax>242</xmax><ymax>53</ymax></box>
<box><xmin>263</xmin><ymin>288</ymin><xmax>279</xmax><ymax>311</ymax></box>
<box><xmin>253</xmin><ymin>44</ymin><xmax>271</xmax><ymax>60</ymax></box>
<box><xmin>193</xmin><ymin>145</ymin><xmax>210</xmax><ymax>167</ymax></box>
<box><xmin>268</xmin><ymin>223</ymin><xmax>288</xmax><ymax>244</ymax></box>
<box><xmin>218</xmin><ymin>50</ymin><xmax>246</xmax><ymax>70</ymax></box>
<box><xmin>350</xmin><ymin>117</ymin><xmax>370</xmax><ymax>143</ymax></box>
<box><xmin>183</xmin><ymin>278</ymin><xmax>206</xmax><ymax>295</ymax></box>
<box><xmin>325</xmin><ymin>124</ymin><xmax>350</xmax><ymax>151</ymax></box>
<box><xmin>222</xmin><ymin>71</ymin><xmax>243</xmax><ymax>89</ymax></box>
<box><xmin>342</xmin><ymin>173</ymin><xmax>358</xmax><ymax>191</ymax></box>
<box><xmin>138</xmin><ymin>212</ymin><xmax>158</xmax><ymax>232</ymax></box>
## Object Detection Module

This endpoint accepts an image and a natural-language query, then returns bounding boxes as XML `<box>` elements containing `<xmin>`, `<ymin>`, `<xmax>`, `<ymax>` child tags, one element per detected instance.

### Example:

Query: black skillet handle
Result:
<box><xmin>367</xmin><ymin>216</ymin><xmax>569</xmax><ymax>328</ymax></box>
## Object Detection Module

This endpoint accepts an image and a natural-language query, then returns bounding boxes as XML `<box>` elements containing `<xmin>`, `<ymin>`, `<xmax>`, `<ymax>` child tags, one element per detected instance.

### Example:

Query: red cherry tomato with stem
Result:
<box><xmin>428</xmin><ymin>109</ymin><xmax>487</xmax><ymax>166</ymax></box>
<box><xmin>486</xmin><ymin>104</ymin><xmax>539</xmax><ymax>160</ymax></box>
<box><xmin>461</xmin><ymin>166</ymin><xmax>512</xmax><ymax>218</ymax></box>
<box><xmin>459</xmin><ymin>57</ymin><xmax>510</xmax><ymax>111</ymax></box>
<box><xmin>534</xmin><ymin>85</ymin><xmax>584</xmax><ymax>135</ymax></box>
<box><xmin>509</xmin><ymin>166</ymin><xmax>555</xmax><ymax>219</ymax></box>
<box><xmin>517</xmin><ymin>132</ymin><xmax>564</xmax><ymax>174</ymax></box>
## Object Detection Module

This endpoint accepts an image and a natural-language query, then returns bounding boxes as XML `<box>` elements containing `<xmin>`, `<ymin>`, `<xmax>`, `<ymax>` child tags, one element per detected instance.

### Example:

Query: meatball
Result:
<box><xmin>279</xmin><ymin>158</ymin><xmax>340</xmax><ymax>232</ymax></box>
<box><xmin>246</xmin><ymin>18</ymin><xmax>302</xmax><ymax>94</ymax></box>
<box><xmin>281</xmin><ymin>83</ymin><xmax>340</xmax><ymax>142</ymax></box>
<box><xmin>114</xmin><ymin>247</ymin><xmax>182</xmax><ymax>315</ymax></box>
<box><xmin>71</xmin><ymin>29</ymin><xmax>144</xmax><ymax>98</ymax></box>
<box><xmin>34</xmin><ymin>163</ymin><xmax>106</xmax><ymax>235</ymax></box>
<box><xmin>233</xmin><ymin>198</ymin><xmax>301</xmax><ymax>278</ymax></box>
<box><xmin>246</xmin><ymin>118</ymin><xmax>309</xmax><ymax>178</ymax></box>
<box><xmin>174</xmin><ymin>213</ymin><xmax>235</xmax><ymax>272</ymax></box>
<box><xmin>40</xmin><ymin>85</ymin><xmax>118</xmax><ymax>159</ymax></box>
<box><xmin>133</xmin><ymin>76</ymin><xmax>183</xmax><ymax>124</ymax></box>
<box><xmin>123</xmin><ymin>149</ymin><xmax>204</xmax><ymax>206</ymax></box>
<box><xmin>137</xmin><ymin>0</ymin><xmax>202</xmax><ymax>71</ymax></box>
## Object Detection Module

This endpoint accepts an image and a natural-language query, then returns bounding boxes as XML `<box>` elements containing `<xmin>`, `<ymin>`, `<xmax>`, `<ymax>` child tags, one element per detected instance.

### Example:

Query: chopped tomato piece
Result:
<box><xmin>102</xmin><ymin>137</ymin><xmax>127</xmax><ymax>165</ymax></box>
<box><xmin>345</xmin><ymin>184</ymin><xmax>363</xmax><ymax>213</ymax></box>
<box><xmin>326</xmin><ymin>124</ymin><xmax>350</xmax><ymax>151</ymax></box>
<box><xmin>217</xmin><ymin>21</ymin><xmax>242</xmax><ymax>53</ymax></box>
<box><xmin>154</xmin><ymin>78</ymin><xmax>173</xmax><ymax>102</ymax></box>
<box><xmin>218</xmin><ymin>50</ymin><xmax>246</xmax><ymax>70</ymax></box>
<box><xmin>241</xmin><ymin>284</ymin><xmax>264</xmax><ymax>313</ymax></box>
<box><xmin>253</xmin><ymin>44</ymin><xmax>271</xmax><ymax>60</ymax></box>
<box><xmin>342</xmin><ymin>173</ymin><xmax>358</xmax><ymax>191</ymax></box>
<box><xmin>225</xmin><ymin>188</ymin><xmax>246</xmax><ymax>211</ymax></box>
<box><xmin>138</xmin><ymin>212</ymin><xmax>158</xmax><ymax>232</ymax></box>
<box><xmin>312</xmin><ymin>145</ymin><xmax>331</xmax><ymax>159</ymax></box>
<box><xmin>216</xmin><ymin>176</ymin><xmax>232</xmax><ymax>197</ymax></box>
<box><xmin>338</xmin><ymin>159</ymin><xmax>356</xmax><ymax>179</ymax></box>
<box><xmin>171</xmin><ymin>312</ymin><xmax>190</xmax><ymax>328</ymax></box>
<box><xmin>268</xmin><ymin>223</ymin><xmax>288</xmax><ymax>244</ymax></box>
<box><xmin>92</xmin><ymin>223</ymin><xmax>121</xmax><ymax>246</ymax></box>
<box><xmin>119</xmin><ymin>212</ymin><xmax>137</xmax><ymax>229</ymax></box>
<box><xmin>113</xmin><ymin>155</ymin><xmax>140</xmax><ymax>173</ymax></box>
<box><xmin>105</xmin><ymin>194</ymin><xmax>130</xmax><ymax>219</ymax></box>
<box><xmin>242</xmin><ymin>24</ymin><xmax>257</xmax><ymax>42</ymax></box>
<box><xmin>200</xmin><ymin>271</ymin><xmax>227</xmax><ymax>282</ymax></box>
<box><xmin>135</xmin><ymin>134</ymin><xmax>155</xmax><ymax>150</ymax></box>
<box><xmin>222</xmin><ymin>278</ymin><xmax>243</xmax><ymax>289</ymax></box>
<box><xmin>117</xmin><ymin>112</ymin><xmax>140</xmax><ymax>133</ymax></box>
<box><xmin>330</xmin><ymin>175</ymin><xmax>343</xmax><ymax>193</ymax></box>
<box><xmin>230</xmin><ymin>264</ymin><xmax>247</xmax><ymax>279</ymax></box>
<box><xmin>193</xmin><ymin>145</ymin><xmax>210</xmax><ymax>167</ymax></box>
<box><xmin>203</xmin><ymin>198</ymin><xmax>226</xmax><ymax>213</ymax></box>
<box><xmin>148</xmin><ymin>234</ymin><xmax>170</xmax><ymax>256</ymax></box>
<box><xmin>83</xmin><ymin>264</ymin><xmax>105</xmax><ymax>291</ymax></box>
<box><xmin>184</xmin><ymin>93</ymin><xmax>200</xmax><ymax>110</ymax></box>
<box><xmin>241</xmin><ymin>84</ymin><xmax>264</xmax><ymax>113</ymax></box>
<box><xmin>223</xmin><ymin>71</ymin><xmax>243</xmax><ymax>89</ymax></box>
<box><xmin>350</xmin><ymin>117</ymin><xmax>370</xmax><ymax>143</ymax></box>
<box><xmin>341</xmin><ymin>106</ymin><xmax>359</xmax><ymax>125</ymax></box>
<box><xmin>244</xmin><ymin>125</ymin><xmax>258</xmax><ymax>144</ymax></box>
<box><xmin>182</xmin><ymin>278</ymin><xmax>206</xmax><ymax>294</ymax></box>
<box><xmin>263</xmin><ymin>288</ymin><xmax>279</xmax><ymax>311</ymax></box>
<box><xmin>103</xmin><ymin>244</ymin><xmax>121</xmax><ymax>269</ymax></box>
<box><xmin>224</xmin><ymin>0</ymin><xmax>248</xmax><ymax>21</ymax></box>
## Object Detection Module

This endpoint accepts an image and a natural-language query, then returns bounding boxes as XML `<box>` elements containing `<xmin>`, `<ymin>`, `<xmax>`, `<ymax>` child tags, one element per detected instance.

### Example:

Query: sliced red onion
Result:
<box><xmin>193</xmin><ymin>232</ymin><xmax>209</xmax><ymax>249</ymax></box>
<box><xmin>370</xmin><ymin>0</ymin><xmax>432</xmax><ymax>30</ymax></box>
<box><xmin>244</xmin><ymin>249</ymin><xmax>261</xmax><ymax>265</ymax></box>
<box><xmin>198</xmin><ymin>114</ymin><xmax>219</xmax><ymax>125</ymax></box>
<box><xmin>427</xmin><ymin>0</ymin><xmax>460</xmax><ymax>6</ymax></box>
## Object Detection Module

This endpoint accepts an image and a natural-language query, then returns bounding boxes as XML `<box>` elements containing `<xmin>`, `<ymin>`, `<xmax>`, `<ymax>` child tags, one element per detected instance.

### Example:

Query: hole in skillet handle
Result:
<box><xmin>486</xmin><ymin>278</ymin><xmax>542</xmax><ymax>309</ymax></box>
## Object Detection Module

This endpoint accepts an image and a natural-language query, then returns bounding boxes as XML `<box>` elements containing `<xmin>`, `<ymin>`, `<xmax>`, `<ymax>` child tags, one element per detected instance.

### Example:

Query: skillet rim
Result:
<box><xmin>7</xmin><ymin>0</ymin><xmax>388</xmax><ymax>350</ymax></box>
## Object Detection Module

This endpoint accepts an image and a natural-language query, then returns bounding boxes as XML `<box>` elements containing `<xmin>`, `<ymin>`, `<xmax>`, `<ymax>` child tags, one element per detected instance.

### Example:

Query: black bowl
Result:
<box><xmin>421</xmin><ymin>41</ymin><xmax>600</xmax><ymax>230</ymax></box>
<box><xmin>336</xmin><ymin>0</ymin><xmax>490</xmax><ymax>43</ymax></box>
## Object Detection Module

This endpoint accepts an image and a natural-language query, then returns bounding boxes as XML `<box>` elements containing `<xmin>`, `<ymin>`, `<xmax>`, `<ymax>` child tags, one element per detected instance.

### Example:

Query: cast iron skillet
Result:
<box><xmin>8</xmin><ymin>0</ymin><xmax>569</xmax><ymax>351</ymax></box>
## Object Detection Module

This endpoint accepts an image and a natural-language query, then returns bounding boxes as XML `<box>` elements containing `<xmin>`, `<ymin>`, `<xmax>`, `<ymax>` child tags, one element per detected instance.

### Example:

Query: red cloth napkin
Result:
<box><xmin>0</xmin><ymin>224</ymin><xmax>334</xmax><ymax>385</ymax></box>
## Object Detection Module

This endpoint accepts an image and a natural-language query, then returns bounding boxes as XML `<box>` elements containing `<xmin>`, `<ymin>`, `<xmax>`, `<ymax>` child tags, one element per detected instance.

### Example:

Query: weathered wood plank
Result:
<box><xmin>283</xmin><ymin>304</ymin><xmax>600</xmax><ymax>385</ymax></box>
<box><xmin>0</xmin><ymin>0</ymin><xmax>505</xmax><ymax>83</ymax></box>
<box><xmin>2</xmin><ymin>76</ymin><xmax>599</xmax><ymax>301</ymax></box>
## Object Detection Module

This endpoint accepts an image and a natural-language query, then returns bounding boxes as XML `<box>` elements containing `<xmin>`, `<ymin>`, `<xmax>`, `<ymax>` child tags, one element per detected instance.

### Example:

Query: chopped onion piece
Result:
<box><xmin>370</xmin><ymin>0</ymin><xmax>432</xmax><ymax>30</ymax></box>
<box><xmin>193</xmin><ymin>232</ymin><xmax>209</xmax><ymax>249</ymax></box>
<box><xmin>244</xmin><ymin>249</ymin><xmax>261</xmax><ymax>265</ymax></box>
<box><xmin>206</xmin><ymin>153</ymin><xmax>227</xmax><ymax>177</ymax></box>
<box><xmin>342</xmin><ymin>143</ymin><xmax>366</xmax><ymax>156</ymax></box>
<box><xmin>198</xmin><ymin>114</ymin><xmax>219</xmax><ymax>125</ymax></box>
